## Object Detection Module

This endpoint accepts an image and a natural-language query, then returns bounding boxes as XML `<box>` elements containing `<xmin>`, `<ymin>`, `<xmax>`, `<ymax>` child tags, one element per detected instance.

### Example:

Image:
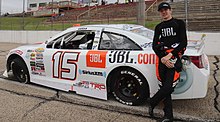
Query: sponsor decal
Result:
<box><xmin>108</xmin><ymin>51</ymin><xmax>156</xmax><ymax>65</ymax></box>
<box><xmin>52</xmin><ymin>51</ymin><xmax>80</xmax><ymax>81</ymax></box>
<box><xmin>92</xmin><ymin>45</ymin><xmax>98</xmax><ymax>49</ymax></box>
<box><xmin>30</xmin><ymin>61</ymin><xmax>36</xmax><ymax>66</ymax></box>
<box><xmin>95</xmin><ymin>30</ymin><xmax>101</xmax><ymax>37</ymax></box>
<box><xmin>79</xmin><ymin>69</ymin><xmax>106</xmax><ymax>77</ymax></box>
<box><xmin>109</xmin><ymin>51</ymin><xmax>133</xmax><ymax>63</ymax></box>
<box><xmin>35</xmin><ymin>48</ymin><xmax>44</xmax><ymax>52</ymax></box>
<box><xmin>73</xmin><ymin>81</ymin><xmax>106</xmax><ymax>90</ymax></box>
<box><xmin>31</xmin><ymin>66</ymin><xmax>35</xmax><ymax>71</ymax></box>
<box><xmin>30</xmin><ymin>53</ymin><xmax>35</xmax><ymax>57</ymax></box>
<box><xmin>30</xmin><ymin>52</ymin><xmax>36</xmax><ymax>61</ymax></box>
<box><xmin>140</xmin><ymin>42</ymin><xmax>153</xmax><ymax>48</ymax></box>
<box><xmin>161</xmin><ymin>27</ymin><xmax>176</xmax><ymax>37</ymax></box>
<box><xmin>73</xmin><ymin>81</ymin><xmax>89</xmax><ymax>89</ymax></box>
<box><xmin>29</xmin><ymin>48</ymin><xmax>45</xmax><ymax>76</ymax></box>
<box><xmin>10</xmin><ymin>50</ymin><xmax>23</xmax><ymax>55</ymax></box>
<box><xmin>27</xmin><ymin>49</ymin><xmax>35</xmax><ymax>52</ymax></box>
<box><xmin>137</xmin><ymin>53</ymin><xmax>157</xmax><ymax>64</ymax></box>
<box><xmin>36</xmin><ymin>53</ymin><xmax>43</xmax><ymax>59</ymax></box>
<box><xmin>78</xmin><ymin>28</ymin><xmax>87</xmax><ymax>30</ymax></box>
<box><xmin>86</xmin><ymin>51</ymin><xmax>107</xmax><ymax>68</ymax></box>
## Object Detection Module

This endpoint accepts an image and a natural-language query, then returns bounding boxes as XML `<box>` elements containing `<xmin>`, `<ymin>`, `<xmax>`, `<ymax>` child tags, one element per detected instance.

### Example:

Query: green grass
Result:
<box><xmin>145</xmin><ymin>21</ymin><xmax>160</xmax><ymax>30</ymax></box>
<box><xmin>0</xmin><ymin>17</ymin><xmax>159</xmax><ymax>31</ymax></box>
<box><xmin>0</xmin><ymin>17</ymin><xmax>46</xmax><ymax>30</ymax></box>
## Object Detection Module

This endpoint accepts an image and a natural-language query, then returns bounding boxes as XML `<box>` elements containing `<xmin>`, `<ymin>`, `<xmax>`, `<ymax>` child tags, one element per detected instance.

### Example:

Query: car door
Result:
<box><xmin>33</xmin><ymin>27</ymin><xmax>103</xmax><ymax>92</ymax></box>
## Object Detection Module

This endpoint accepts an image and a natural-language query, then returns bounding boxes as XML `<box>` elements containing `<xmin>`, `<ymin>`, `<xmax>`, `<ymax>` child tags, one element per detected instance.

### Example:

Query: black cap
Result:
<box><xmin>158</xmin><ymin>2</ymin><xmax>171</xmax><ymax>11</ymax></box>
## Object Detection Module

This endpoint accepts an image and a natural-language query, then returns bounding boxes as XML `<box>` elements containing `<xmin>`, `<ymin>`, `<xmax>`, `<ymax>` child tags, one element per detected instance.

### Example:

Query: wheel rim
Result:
<box><xmin>12</xmin><ymin>62</ymin><xmax>28</xmax><ymax>83</ymax></box>
<box><xmin>116</xmin><ymin>75</ymin><xmax>140</xmax><ymax>99</ymax></box>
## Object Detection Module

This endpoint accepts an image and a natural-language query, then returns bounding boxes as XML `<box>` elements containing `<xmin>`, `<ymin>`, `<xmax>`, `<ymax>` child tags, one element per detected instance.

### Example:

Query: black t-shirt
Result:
<box><xmin>152</xmin><ymin>18</ymin><xmax>187</xmax><ymax>58</ymax></box>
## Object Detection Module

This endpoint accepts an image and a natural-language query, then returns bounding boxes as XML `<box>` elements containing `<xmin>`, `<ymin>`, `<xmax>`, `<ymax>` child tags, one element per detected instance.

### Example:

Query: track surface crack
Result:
<box><xmin>213</xmin><ymin>56</ymin><xmax>220</xmax><ymax>113</ymax></box>
<box><xmin>109</xmin><ymin>113</ymin><xmax>121</xmax><ymax>122</ymax></box>
<box><xmin>21</xmin><ymin>99</ymin><xmax>50</xmax><ymax>120</ymax></box>
<box><xmin>0</xmin><ymin>87</ymin><xmax>60</xmax><ymax>120</ymax></box>
<box><xmin>0</xmin><ymin>49</ymin><xmax>10</xmax><ymax>56</ymax></box>
<box><xmin>21</xmin><ymin>90</ymin><xmax>61</xmax><ymax>120</ymax></box>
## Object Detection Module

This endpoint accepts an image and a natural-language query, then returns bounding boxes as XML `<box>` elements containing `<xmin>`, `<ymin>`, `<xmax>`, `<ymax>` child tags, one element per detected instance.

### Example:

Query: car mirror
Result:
<box><xmin>79</xmin><ymin>43</ymin><xmax>87</xmax><ymax>49</ymax></box>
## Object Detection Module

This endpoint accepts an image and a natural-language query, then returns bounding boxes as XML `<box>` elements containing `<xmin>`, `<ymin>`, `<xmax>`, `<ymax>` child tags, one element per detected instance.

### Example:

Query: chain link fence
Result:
<box><xmin>0</xmin><ymin>0</ymin><xmax>219</xmax><ymax>31</ymax></box>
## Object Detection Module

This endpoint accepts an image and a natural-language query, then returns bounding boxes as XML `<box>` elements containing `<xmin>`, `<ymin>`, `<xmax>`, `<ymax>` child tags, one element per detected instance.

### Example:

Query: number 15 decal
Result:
<box><xmin>52</xmin><ymin>51</ymin><xmax>80</xmax><ymax>81</ymax></box>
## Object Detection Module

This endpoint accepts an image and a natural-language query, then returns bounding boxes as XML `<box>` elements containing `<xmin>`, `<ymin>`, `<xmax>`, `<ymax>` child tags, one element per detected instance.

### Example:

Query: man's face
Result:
<box><xmin>159</xmin><ymin>8</ymin><xmax>172</xmax><ymax>20</ymax></box>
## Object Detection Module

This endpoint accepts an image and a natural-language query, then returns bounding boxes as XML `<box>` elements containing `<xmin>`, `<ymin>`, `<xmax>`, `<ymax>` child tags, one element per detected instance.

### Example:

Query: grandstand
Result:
<box><xmin>49</xmin><ymin>1</ymin><xmax>159</xmax><ymax>22</ymax></box>
<box><xmin>39</xmin><ymin>0</ymin><xmax>220</xmax><ymax>31</ymax></box>
<box><xmin>146</xmin><ymin>0</ymin><xmax>220</xmax><ymax>31</ymax></box>
<box><xmin>28</xmin><ymin>0</ymin><xmax>81</xmax><ymax>17</ymax></box>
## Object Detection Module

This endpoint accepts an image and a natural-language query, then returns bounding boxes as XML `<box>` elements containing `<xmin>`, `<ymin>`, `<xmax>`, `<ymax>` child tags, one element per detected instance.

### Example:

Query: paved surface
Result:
<box><xmin>0</xmin><ymin>81</ymin><xmax>155</xmax><ymax>122</ymax></box>
<box><xmin>0</xmin><ymin>42</ymin><xmax>219</xmax><ymax>122</ymax></box>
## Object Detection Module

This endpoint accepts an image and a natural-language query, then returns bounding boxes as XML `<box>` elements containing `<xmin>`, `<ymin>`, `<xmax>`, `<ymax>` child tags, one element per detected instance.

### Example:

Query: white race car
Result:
<box><xmin>3</xmin><ymin>24</ymin><xmax>210</xmax><ymax>105</ymax></box>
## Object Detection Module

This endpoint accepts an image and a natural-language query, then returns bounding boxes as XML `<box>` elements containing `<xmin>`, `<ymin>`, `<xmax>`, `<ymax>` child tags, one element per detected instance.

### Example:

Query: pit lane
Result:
<box><xmin>0</xmin><ymin>43</ymin><xmax>219</xmax><ymax>122</ymax></box>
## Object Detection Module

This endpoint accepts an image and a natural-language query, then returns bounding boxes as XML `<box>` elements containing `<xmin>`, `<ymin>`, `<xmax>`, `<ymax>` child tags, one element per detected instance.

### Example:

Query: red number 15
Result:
<box><xmin>52</xmin><ymin>51</ymin><xmax>80</xmax><ymax>81</ymax></box>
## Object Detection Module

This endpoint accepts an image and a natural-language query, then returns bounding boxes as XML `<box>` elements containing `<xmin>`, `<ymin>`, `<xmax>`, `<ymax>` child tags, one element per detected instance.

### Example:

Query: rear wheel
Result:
<box><xmin>11</xmin><ymin>58</ymin><xmax>30</xmax><ymax>84</ymax></box>
<box><xmin>111</xmin><ymin>68</ymin><xmax>149</xmax><ymax>105</ymax></box>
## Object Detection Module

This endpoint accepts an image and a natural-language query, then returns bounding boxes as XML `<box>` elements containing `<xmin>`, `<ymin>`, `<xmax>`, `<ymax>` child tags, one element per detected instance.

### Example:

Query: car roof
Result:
<box><xmin>67</xmin><ymin>24</ymin><xmax>145</xmax><ymax>31</ymax></box>
<box><xmin>86</xmin><ymin>24</ymin><xmax>144</xmax><ymax>30</ymax></box>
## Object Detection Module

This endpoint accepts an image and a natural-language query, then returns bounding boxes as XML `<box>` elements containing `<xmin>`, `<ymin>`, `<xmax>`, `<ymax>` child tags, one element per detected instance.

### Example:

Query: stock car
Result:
<box><xmin>3</xmin><ymin>24</ymin><xmax>210</xmax><ymax>105</ymax></box>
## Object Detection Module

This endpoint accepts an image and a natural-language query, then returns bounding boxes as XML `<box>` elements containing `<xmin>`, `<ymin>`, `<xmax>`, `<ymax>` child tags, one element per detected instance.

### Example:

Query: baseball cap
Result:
<box><xmin>158</xmin><ymin>2</ymin><xmax>171</xmax><ymax>11</ymax></box>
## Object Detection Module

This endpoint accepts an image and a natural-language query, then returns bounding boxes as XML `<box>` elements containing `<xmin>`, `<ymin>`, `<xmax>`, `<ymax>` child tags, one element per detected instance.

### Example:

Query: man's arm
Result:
<box><xmin>171</xmin><ymin>20</ymin><xmax>187</xmax><ymax>56</ymax></box>
<box><xmin>152</xmin><ymin>25</ymin><xmax>164</xmax><ymax>58</ymax></box>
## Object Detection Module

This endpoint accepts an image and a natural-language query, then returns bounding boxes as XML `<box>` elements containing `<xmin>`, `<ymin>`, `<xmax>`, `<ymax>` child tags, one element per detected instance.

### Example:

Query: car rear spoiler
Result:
<box><xmin>187</xmin><ymin>34</ymin><xmax>206</xmax><ymax>53</ymax></box>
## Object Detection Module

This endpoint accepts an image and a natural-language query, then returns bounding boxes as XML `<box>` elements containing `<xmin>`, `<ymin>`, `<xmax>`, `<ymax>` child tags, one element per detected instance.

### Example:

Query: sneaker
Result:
<box><xmin>148</xmin><ymin>105</ymin><xmax>154</xmax><ymax>117</ymax></box>
<box><xmin>147</xmin><ymin>98</ymin><xmax>154</xmax><ymax>117</ymax></box>
<box><xmin>160</xmin><ymin>117</ymin><xmax>173</xmax><ymax>122</ymax></box>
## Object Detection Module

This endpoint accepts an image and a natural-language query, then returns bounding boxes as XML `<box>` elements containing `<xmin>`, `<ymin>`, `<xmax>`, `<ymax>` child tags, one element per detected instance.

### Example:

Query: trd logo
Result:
<box><xmin>73</xmin><ymin>81</ymin><xmax>106</xmax><ymax>90</ymax></box>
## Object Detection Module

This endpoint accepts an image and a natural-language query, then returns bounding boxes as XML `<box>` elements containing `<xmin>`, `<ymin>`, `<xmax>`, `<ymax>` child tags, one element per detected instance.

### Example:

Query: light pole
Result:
<box><xmin>185</xmin><ymin>0</ymin><xmax>188</xmax><ymax>30</ymax></box>
<box><xmin>23</xmin><ymin>0</ymin><xmax>25</xmax><ymax>30</ymax></box>
<box><xmin>51</xmin><ymin>0</ymin><xmax>54</xmax><ymax>30</ymax></box>
<box><xmin>0</xmin><ymin>0</ymin><xmax>2</xmax><ymax>29</ymax></box>
<box><xmin>0</xmin><ymin>0</ymin><xmax>1</xmax><ymax>16</ymax></box>
<box><xmin>137</xmin><ymin>0</ymin><xmax>145</xmax><ymax>26</ymax></box>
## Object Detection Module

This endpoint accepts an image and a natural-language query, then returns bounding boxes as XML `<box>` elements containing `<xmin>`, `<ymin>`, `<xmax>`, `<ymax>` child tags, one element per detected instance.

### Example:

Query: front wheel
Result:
<box><xmin>111</xmin><ymin>68</ymin><xmax>149</xmax><ymax>105</ymax></box>
<box><xmin>11</xmin><ymin>58</ymin><xmax>30</xmax><ymax>84</ymax></box>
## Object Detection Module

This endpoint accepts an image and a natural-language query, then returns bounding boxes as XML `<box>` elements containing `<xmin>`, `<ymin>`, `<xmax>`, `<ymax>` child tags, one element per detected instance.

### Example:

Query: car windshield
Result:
<box><xmin>129</xmin><ymin>27</ymin><xmax>154</xmax><ymax>40</ymax></box>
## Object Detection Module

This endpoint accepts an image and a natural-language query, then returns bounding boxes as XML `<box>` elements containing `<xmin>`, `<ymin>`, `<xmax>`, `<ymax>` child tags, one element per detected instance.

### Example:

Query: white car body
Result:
<box><xmin>4</xmin><ymin>24</ymin><xmax>210</xmax><ymax>104</ymax></box>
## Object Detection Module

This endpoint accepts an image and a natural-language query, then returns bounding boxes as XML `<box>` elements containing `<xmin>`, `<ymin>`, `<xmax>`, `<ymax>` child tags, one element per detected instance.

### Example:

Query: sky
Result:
<box><xmin>1</xmin><ymin>0</ymin><xmax>27</xmax><ymax>14</ymax></box>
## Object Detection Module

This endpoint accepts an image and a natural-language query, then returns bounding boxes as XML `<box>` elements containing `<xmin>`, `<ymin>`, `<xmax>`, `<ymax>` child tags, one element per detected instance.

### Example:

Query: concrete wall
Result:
<box><xmin>0</xmin><ymin>31</ymin><xmax>60</xmax><ymax>44</ymax></box>
<box><xmin>187</xmin><ymin>32</ymin><xmax>220</xmax><ymax>55</ymax></box>
<box><xmin>0</xmin><ymin>30</ymin><xmax>219</xmax><ymax>55</ymax></box>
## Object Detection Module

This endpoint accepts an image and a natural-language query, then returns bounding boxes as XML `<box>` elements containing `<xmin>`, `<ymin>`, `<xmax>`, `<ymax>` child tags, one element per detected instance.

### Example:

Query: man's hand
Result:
<box><xmin>164</xmin><ymin>61</ymin><xmax>175</xmax><ymax>68</ymax></box>
<box><xmin>161</xmin><ymin>53</ymin><xmax>173</xmax><ymax>64</ymax></box>
<box><xmin>161</xmin><ymin>53</ymin><xmax>175</xmax><ymax>68</ymax></box>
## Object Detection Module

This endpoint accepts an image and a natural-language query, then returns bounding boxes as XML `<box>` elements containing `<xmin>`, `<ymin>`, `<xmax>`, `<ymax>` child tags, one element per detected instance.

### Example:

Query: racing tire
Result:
<box><xmin>11</xmin><ymin>58</ymin><xmax>30</xmax><ymax>84</ymax></box>
<box><xmin>111</xmin><ymin>68</ymin><xmax>149</xmax><ymax>105</ymax></box>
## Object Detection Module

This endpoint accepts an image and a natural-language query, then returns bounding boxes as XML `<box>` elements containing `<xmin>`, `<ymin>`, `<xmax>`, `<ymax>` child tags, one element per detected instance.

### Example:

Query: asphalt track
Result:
<box><xmin>0</xmin><ymin>43</ymin><xmax>219</xmax><ymax>122</ymax></box>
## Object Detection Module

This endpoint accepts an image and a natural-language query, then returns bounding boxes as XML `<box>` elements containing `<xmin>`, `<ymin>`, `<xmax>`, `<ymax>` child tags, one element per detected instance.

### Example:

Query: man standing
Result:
<box><xmin>149</xmin><ymin>2</ymin><xmax>187</xmax><ymax>122</ymax></box>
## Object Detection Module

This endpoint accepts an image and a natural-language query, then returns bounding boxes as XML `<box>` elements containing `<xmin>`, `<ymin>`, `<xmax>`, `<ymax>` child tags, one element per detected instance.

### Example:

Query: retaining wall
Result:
<box><xmin>0</xmin><ymin>30</ymin><xmax>219</xmax><ymax>55</ymax></box>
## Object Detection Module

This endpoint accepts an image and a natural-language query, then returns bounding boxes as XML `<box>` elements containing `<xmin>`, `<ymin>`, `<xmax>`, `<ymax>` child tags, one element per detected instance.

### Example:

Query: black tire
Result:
<box><xmin>11</xmin><ymin>58</ymin><xmax>30</xmax><ymax>84</ymax></box>
<box><xmin>111</xmin><ymin>68</ymin><xmax>149</xmax><ymax>105</ymax></box>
